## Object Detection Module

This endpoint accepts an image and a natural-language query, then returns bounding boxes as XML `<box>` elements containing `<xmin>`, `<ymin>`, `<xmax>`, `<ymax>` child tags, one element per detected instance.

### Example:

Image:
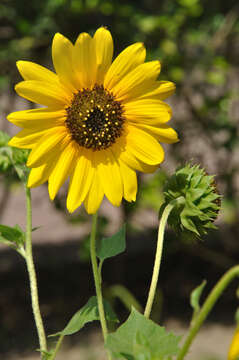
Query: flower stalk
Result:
<box><xmin>24</xmin><ymin>186</ymin><xmax>47</xmax><ymax>356</ymax></box>
<box><xmin>50</xmin><ymin>334</ymin><xmax>64</xmax><ymax>360</ymax></box>
<box><xmin>177</xmin><ymin>265</ymin><xmax>239</xmax><ymax>360</ymax></box>
<box><xmin>144</xmin><ymin>197</ymin><xmax>184</xmax><ymax>319</ymax></box>
<box><xmin>90</xmin><ymin>212</ymin><xmax>108</xmax><ymax>340</ymax></box>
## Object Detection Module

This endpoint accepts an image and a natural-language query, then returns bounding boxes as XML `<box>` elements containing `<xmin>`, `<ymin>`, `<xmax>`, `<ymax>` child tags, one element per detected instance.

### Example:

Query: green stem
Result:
<box><xmin>50</xmin><ymin>334</ymin><xmax>64</xmax><ymax>360</ymax></box>
<box><xmin>177</xmin><ymin>265</ymin><xmax>239</xmax><ymax>360</ymax></box>
<box><xmin>90</xmin><ymin>212</ymin><xmax>108</xmax><ymax>341</ymax></box>
<box><xmin>24</xmin><ymin>186</ymin><xmax>47</xmax><ymax>356</ymax></box>
<box><xmin>144</xmin><ymin>201</ymin><xmax>175</xmax><ymax>319</ymax></box>
<box><xmin>106</xmin><ymin>284</ymin><xmax>143</xmax><ymax>313</ymax></box>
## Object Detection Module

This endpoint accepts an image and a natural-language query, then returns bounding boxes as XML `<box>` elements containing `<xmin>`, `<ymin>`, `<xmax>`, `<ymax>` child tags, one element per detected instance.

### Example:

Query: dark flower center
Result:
<box><xmin>65</xmin><ymin>85</ymin><xmax>124</xmax><ymax>151</ymax></box>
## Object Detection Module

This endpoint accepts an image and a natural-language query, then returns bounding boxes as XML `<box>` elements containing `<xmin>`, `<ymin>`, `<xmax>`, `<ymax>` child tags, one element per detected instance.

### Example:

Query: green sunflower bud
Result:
<box><xmin>159</xmin><ymin>163</ymin><xmax>221</xmax><ymax>238</ymax></box>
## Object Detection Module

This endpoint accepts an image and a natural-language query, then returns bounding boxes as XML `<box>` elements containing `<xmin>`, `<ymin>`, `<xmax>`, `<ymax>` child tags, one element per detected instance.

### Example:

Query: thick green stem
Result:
<box><xmin>90</xmin><ymin>212</ymin><xmax>108</xmax><ymax>341</ymax></box>
<box><xmin>24</xmin><ymin>186</ymin><xmax>47</xmax><ymax>356</ymax></box>
<box><xmin>177</xmin><ymin>265</ymin><xmax>239</xmax><ymax>360</ymax></box>
<box><xmin>144</xmin><ymin>202</ymin><xmax>175</xmax><ymax>319</ymax></box>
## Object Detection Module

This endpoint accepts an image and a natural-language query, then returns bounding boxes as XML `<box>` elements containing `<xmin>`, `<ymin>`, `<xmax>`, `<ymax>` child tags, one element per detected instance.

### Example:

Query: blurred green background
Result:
<box><xmin>0</xmin><ymin>0</ymin><xmax>239</xmax><ymax>359</ymax></box>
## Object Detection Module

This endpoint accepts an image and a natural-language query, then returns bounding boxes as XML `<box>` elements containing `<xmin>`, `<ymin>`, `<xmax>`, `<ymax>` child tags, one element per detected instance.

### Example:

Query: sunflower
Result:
<box><xmin>8</xmin><ymin>27</ymin><xmax>178</xmax><ymax>214</ymax></box>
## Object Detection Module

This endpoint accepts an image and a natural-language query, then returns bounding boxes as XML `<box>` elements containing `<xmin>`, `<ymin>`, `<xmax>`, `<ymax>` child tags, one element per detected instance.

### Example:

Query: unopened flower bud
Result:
<box><xmin>159</xmin><ymin>163</ymin><xmax>221</xmax><ymax>237</ymax></box>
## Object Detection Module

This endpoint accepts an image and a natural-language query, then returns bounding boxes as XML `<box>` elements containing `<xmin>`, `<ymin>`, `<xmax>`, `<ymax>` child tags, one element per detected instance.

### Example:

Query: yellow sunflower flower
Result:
<box><xmin>8</xmin><ymin>27</ymin><xmax>178</xmax><ymax>214</ymax></box>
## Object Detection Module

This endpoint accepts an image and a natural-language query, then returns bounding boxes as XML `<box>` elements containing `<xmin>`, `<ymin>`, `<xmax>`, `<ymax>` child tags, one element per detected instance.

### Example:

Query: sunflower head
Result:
<box><xmin>65</xmin><ymin>84</ymin><xmax>124</xmax><ymax>150</ymax></box>
<box><xmin>160</xmin><ymin>163</ymin><xmax>221</xmax><ymax>238</ymax></box>
<box><xmin>7</xmin><ymin>27</ymin><xmax>178</xmax><ymax>214</ymax></box>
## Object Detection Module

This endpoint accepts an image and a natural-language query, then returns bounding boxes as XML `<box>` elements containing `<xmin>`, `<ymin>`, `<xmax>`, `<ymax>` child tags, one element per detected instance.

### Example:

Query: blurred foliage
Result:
<box><xmin>0</xmin><ymin>130</ymin><xmax>29</xmax><ymax>183</ymax></box>
<box><xmin>1</xmin><ymin>0</ymin><xmax>238</xmax><ymax>88</ymax></box>
<box><xmin>0</xmin><ymin>0</ymin><xmax>239</xmax><ymax>237</ymax></box>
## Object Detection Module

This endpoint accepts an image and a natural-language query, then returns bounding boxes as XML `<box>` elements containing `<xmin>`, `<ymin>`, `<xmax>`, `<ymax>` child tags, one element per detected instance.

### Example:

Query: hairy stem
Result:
<box><xmin>177</xmin><ymin>265</ymin><xmax>239</xmax><ymax>360</ymax></box>
<box><xmin>24</xmin><ymin>186</ymin><xmax>47</xmax><ymax>356</ymax></box>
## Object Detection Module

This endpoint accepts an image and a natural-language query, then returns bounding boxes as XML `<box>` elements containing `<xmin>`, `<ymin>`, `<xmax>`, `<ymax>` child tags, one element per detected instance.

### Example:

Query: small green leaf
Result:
<box><xmin>0</xmin><ymin>224</ymin><xmax>25</xmax><ymax>247</ymax></box>
<box><xmin>97</xmin><ymin>224</ymin><xmax>126</xmax><ymax>261</ymax></box>
<box><xmin>50</xmin><ymin>296</ymin><xmax>118</xmax><ymax>337</ymax></box>
<box><xmin>106</xmin><ymin>308</ymin><xmax>181</xmax><ymax>359</ymax></box>
<box><xmin>190</xmin><ymin>280</ymin><xmax>207</xmax><ymax>318</ymax></box>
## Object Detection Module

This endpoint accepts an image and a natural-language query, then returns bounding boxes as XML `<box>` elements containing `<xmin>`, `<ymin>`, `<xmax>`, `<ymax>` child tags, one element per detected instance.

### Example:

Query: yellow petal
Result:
<box><xmin>120</xmin><ymin>151</ymin><xmax>159</xmax><ymax>173</ymax></box>
<box><xmin>228</xmin><ymin>327</ymin><xmax>239</xmax><ymax>360</ymax></box>
<box><xmin>119</xmin><ymin>160</ymin><xmax>137</xmax><ymax>202</ymax></box>
<box><xmin>73</xmin><ymin>32</ymin><xmax>96</xmax><ymax>89</ymax></box>
<box><xmin>48</xmin><ymin>142</ymin><xmax>78</xmax><ymax>200</ymax></box>
<box><xmin>52</xmin><ymin>33</ymin><xmax>79</xmax><ymax>92</ymax></box>
<box><xmin>124</xmin><ymin>99</ymin><xmax>172</xmax><ymax>124</ymax></box>
<box><xmin>27</xmin><ymin>162</ymin><xmax>56</xmax><ymax>188</ymax></box>
<box><xmin>8</xmin><ymin>128</ymin><xmax>49</xmax><ymax>149</ymax></box>
<box><xmin>93</xmin><ymin>27</ymin><xmax>113</xmax><ymax>84</ymax></box>
<box><xmin>96</xmin><ymin>149</ymin><xmax>123</xmax><ymax>206</ymax></box>
<box><xmin>111</xmin><ymin>61</ymin><xmax>161</xmax><ymax>102</ymax></box>
<box><xmin>67</xmin><ymin>149</ymin><xmax>94</xmax><ymax>212</ymax></box>
<box><xmin>112</xmin><ymin>135</ymin><xmax>159</xmax><ymax>173</ymax></box>
<box><xmin>27</xmin><ymin>145</ymin><xmax>63</xmax><ymax>187</ymax></box>
<box><xmin>126</xmin><ymin>125</ymin><xmax>165</xmax><ymax>165</ymax></box>
<box><xmin>104</xmin><ymin>42</ymin><xmax>146</xmax><ymax>90</ymax></box>
<box><xmin>17</xmin><ymin>61</ymin><xmax>58</xmax><ymax>83</ymax></box>
<box><xmin>8</xmin><ymin>108</ymin><xmax>66</xmax><ymax>127</ymax></box>
<box><xmin>124</xmin><ymin>156</ymin><xmax>158</xmax><ymax>173</ymax></box>
<box><xmin>139</xmin><ymin>81</ymin><xmax>176</xmax><ymax>100</ymax></box>
<box><xmin>134</xmin><ymin>123</ymin><xmax>179</xmax><ymax>144</ymax></box>
<box><xmin>84</xmin><ymin>169</ymin><xmax>104</xmax><ymax>214</ymax></box>
<box><xmin>8</xmin><ymin>108</ymin><xmax>65</xmax><ymax>130</ymax></box>
<box><xmin>15</xmin><ymin>81</ymin><xmax>70</xmax><ymax>108</ymax></box>
<box><xmin>27</xmin><ymin>127</ymin><xmax>69</xmax><ymax>167</ymax></box>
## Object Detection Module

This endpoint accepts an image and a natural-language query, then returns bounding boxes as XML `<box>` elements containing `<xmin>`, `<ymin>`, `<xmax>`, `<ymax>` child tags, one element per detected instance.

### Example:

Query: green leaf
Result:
<box><xmin>0</xmin><ymin>224</ymin><xmax>25</xmax><ymax>247</ymax></box>
<box><xmin>97</xmin><ymin>224</ymin><xmax>126</xmax><ymax>261</ymax></box>
<box><xmin>133</xmin><ymin>332</ymin><xmax>152</xmax><ymax>360</ymax></box>
<box><xmin>190</xmin><ymin>280</ymin><xmax>207</xmax><ymax>319</ymax></box>
<box><xmin>105</xmin><ymin>308</ymin><xmax>181</xmax><ymax>359</ymax></box>
<box><xmin>50</xmin><ymin>296</ymin><xmax>118</xmax><ymax>337</ymax></box>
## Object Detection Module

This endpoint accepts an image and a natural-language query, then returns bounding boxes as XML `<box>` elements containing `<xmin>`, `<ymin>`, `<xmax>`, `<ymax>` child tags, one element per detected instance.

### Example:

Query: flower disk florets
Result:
<box><xmin>160</xmin><ymin>163</ymin><xmax>221</xmax><ymax>237</ymax></box>
<box><xmin>66</xmin><ymin>85</ymin><xmax>124</xmax><ymax>151</ymax></box>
